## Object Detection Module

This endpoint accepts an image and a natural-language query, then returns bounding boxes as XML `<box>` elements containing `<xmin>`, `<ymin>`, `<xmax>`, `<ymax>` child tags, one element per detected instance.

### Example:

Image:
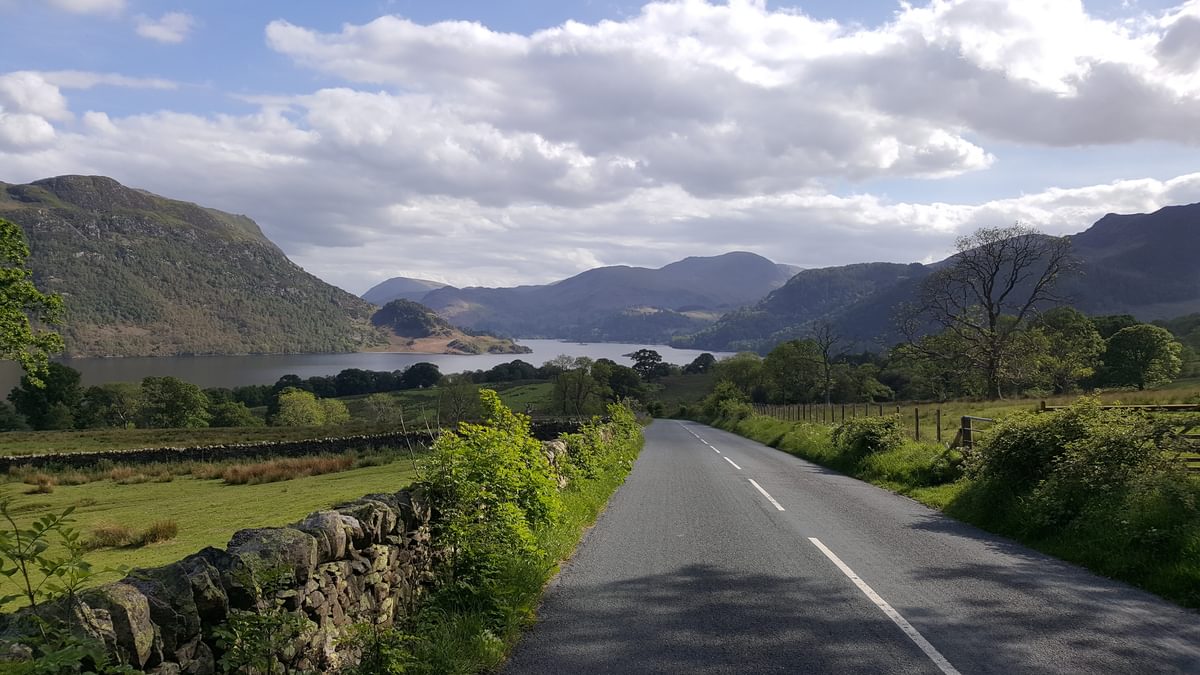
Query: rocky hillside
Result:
<box><xmin>0</xmin><ymin>175</ymin><xmax>386</xmax><ymax>357</ymax></box>
<box><xmin>416</xmin><ymin>251</ymin><xmax>796</xmax><ymax>342</ymax></box>
<box><xmin>369</xmin><ymin>299</ymin><xmax>530</xmax><ymax>355</ymax></box>
<box><xmin>681</xmin><ymin>202</ymin><xmax>1200</xmax><ymax>352</ymax></box>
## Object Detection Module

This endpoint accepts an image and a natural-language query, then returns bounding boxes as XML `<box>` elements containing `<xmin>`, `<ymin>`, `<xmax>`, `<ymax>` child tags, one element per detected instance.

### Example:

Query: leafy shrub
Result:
<box><xmin>716</xmin><ymin>399</ymin><xmax>754</xmax><ymax>423</ymax></box>
<box><xmin>700</xmin><ymin>381</ymin><xmax>748</xmax><ymax>421</ymax></box>
<box><xmin>0</xmin><ymin>501</ymin><xmax>136</xmax><ymax>674</ymax></box>
<box><xmin>421</xmin><ymin>390</ymin><xmax>562</xmax><ymax>609</ymax></box>
<box><xmin>963</xmin><ymin>399</ymin><xmax>1101</xmax><ymax>488</ymax></box>
<box><xmin>562</xmin><ymin>420</ymin><xmax>605</xmax><ymax>479</ymax></box>
<box><xmin>1020</xmin><ymin>410</ymin><xmax>1180</xmax><ymax>531</ymax></box>
<box><xmin>831</xmin><ymin>415</ymin><xmax>905</xmax><ymax>460</ymax></box>
<box><xmin>337</xmin><ymin>623</ymin><xmax>419</xmax><ymax>674</ymax></box>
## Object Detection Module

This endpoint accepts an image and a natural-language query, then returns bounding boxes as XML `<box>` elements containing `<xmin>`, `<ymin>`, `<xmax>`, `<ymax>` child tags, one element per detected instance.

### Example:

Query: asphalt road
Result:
<box><xmin>504</xmin><ymin>420</ymin><xmax>1200</xmax><ymax>674</ymax></box>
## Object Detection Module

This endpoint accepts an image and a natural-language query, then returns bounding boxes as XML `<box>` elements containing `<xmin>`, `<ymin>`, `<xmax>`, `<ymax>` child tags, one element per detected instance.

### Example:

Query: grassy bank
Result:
<box><xmin>407</xmin><ymin>400</ymin><xmax>645</xmax><ymax>674</ymax></box>
<box><xmin>702</xmin><ymin>407</ymin><xmax>1200</xmax><ymax>609</ymax></box>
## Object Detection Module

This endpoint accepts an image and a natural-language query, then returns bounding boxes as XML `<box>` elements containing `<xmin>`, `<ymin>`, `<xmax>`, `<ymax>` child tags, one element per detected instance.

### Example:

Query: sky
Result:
<box><xmin>1</xmin><ymin>0</ymin><xmax>1199</xmax><ymax>295</ymax></box>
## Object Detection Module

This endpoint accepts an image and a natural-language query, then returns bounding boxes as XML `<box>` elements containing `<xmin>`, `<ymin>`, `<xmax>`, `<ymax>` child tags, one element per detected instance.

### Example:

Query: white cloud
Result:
<box><xmin>45</xmin><ymin>0</ymin><xmax>123</xmax><ymax>14</ymax></box>
<box><xmin>0</xmin><ymin>111</ymin><xmax>56</xmax><ymax>150</ymax></box>
<box><xmin>3</xmin><ymin>2</ymin><xmax>1200</xmax><ymax>293</ymax></box>
<box><xmin>37</xmin><ymin>71</ymin><xmax>176</xmax><ymax>90</ymax></box>
<box><xmin>135</xmin><ymin>12</ymin><xmax>195</xmax><ymax>44</ymax></box>
<box><xmin>0</xmin><ymin>72</ymin><xmax>70</xmax><ymax>120</ymax></box>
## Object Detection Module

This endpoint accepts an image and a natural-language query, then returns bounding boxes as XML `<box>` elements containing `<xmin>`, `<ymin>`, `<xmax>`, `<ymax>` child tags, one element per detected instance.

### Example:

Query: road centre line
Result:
<box><xmin>678</xmin><ymin>422</ymin><xmax>721</xmax><ymax>453</ymax></box>
<box><xmin>748</xmin><ymin>479</ymin><xmax>785</xmax><ymax>511</ymax></box>
<box><xmin>808</xmin><ymin>538</ymin><xmax>962</xmax><ymax>675</ymax></box>
<box><xmin>723</xmin><ymin>456</ymin><xmax>742</xmax><ymax>470</ymax></box>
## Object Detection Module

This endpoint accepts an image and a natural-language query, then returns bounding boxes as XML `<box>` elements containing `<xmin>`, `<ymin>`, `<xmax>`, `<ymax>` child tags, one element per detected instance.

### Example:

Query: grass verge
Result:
<box><xmin>412</xmin><ymin>428</ymin><xmax>644</xmax><ymax>673</ymax></box>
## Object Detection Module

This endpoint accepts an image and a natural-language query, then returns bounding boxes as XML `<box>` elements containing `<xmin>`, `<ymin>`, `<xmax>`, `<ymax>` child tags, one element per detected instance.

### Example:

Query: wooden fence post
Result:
<box><xmin>935</xmin><ymin>409</ymin><xmax>942</xmax><ymax>443</ymax></box>
<box><xmin>914</xmin><ymin>407</ymin><xmax>920</xmax><ymax>441</ymax></box>
<box><xmin>961</xmin><ymin>416</ymin><xmax>973</xmax><ymax>448</ymax></box>
<box><xmin>878</xmin><ymin>403</ymin><xmax>883</xmax><ymax>416</ymax></box>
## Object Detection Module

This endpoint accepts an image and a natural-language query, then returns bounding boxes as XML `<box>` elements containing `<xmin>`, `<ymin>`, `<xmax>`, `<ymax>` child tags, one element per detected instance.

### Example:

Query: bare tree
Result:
<box><xmin>900</xmin><ymin>224</ymin><xmax>1076</xmax><ymax>399</ymax></box>
<box><xmin>439</xmin><ymin>375</ymin><xmax>480</xmax><ymax>426</ymax></box>
<box><xmin>810</xmin><ymin>322</ymin><xmax>844</xmax><ymax>405</ymax></box>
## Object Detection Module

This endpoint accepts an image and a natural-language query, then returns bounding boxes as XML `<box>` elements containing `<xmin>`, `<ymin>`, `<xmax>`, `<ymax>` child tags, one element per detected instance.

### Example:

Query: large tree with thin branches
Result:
<box><xmin>900</xmin><ymin>224</ymin><xmax>1076</xmax><ymax>399</ymax></box>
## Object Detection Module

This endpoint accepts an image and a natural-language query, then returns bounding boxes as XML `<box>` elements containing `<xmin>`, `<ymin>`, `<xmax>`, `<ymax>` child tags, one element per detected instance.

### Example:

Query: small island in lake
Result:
<box><xmin>365</xmin><ymin>299</ymin><xmax>531</xmax><ymax>355</ymax></box>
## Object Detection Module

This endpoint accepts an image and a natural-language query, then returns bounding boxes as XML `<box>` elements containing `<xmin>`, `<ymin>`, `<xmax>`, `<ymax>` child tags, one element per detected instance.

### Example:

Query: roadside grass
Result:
<box><xmin>414</xmin><ymin>434</ymin><xmax>644</xmax><ymax>673</ymax></box>
<box><xmin>0</xmin><ymin>457</ymin><xmax>422</xmax><ymax>609</ymax></box>
<box><xmin>707</xmin><ymin>411</ymin><xmax>1200</xmax><ymax>609</ymax></box>
<box><xmin>1</xmin><ymin>381</ymin><xmax>557</xmax><ymax>457</ymax></box>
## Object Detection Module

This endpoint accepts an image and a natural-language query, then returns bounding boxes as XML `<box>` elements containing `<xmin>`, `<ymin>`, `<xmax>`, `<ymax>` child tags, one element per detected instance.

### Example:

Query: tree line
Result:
<box><xmin>0</xmin><ymin>348</ymin><xmax>719</xmax><ymax>431</ymax></box>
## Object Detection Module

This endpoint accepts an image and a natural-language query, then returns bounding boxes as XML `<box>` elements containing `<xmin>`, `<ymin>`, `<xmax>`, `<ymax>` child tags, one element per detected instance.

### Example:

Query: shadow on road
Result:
<box><xmin>504</xmin><ymin>562</ymin><xmax>939</xmax><ymax>674</ymax></box>
<box><xmin>900</xmin><ymin>513</ymin><xmax>1200</xmax><ymax>673</ymax></box>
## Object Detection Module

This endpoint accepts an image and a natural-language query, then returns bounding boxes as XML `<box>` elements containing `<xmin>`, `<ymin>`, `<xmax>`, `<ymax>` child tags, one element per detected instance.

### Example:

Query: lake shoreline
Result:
<box><xmin>0</xmin><ymin>340</ymin><xmax>729</xmax><ymax>393</ymax></box>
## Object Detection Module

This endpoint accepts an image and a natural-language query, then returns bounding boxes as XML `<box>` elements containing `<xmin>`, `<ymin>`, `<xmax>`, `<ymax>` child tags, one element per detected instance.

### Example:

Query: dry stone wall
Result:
<box><xmin>0</xmin><ymin>420</ymin><xmax>585</xmax><ymax>472</ymax></box>
<box><xmin>6</xmin><ymin>488</ymin><xmax>435</xmax><ymax>674</ymax></box>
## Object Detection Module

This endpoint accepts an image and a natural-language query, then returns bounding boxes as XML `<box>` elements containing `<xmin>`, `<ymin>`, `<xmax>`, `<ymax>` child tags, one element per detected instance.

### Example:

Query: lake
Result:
<box><xmin>0</xmin><ymin>340</ymin><xmax>729</xmax><ymax>392</ymax></box>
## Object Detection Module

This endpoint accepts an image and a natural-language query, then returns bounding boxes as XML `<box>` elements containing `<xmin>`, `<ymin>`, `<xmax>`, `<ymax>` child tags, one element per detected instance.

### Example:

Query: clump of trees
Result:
<box><xmin>3</xmin><ymin>361</ymin><xmax>449</xmax><ymax>432</ymax></box>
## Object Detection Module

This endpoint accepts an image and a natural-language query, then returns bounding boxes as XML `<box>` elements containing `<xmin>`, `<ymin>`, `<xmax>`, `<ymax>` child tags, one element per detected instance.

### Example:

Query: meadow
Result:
<box><xmin>0</xmin><ymin>452</ymin><xmax>422</xmax><ymax>608</ymax></box>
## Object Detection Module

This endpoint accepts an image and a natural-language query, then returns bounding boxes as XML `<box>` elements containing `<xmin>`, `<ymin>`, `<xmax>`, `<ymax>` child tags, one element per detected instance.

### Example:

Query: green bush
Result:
<box><xmin>831</xmin><ymin>415</ymin><xmax>905</xmax><ymax>460</ymax></box>
<box><xmin>562</xmin><ymin>418</ymin><xmax>606</xmax><ymax>479</ymax></box>
<box><xmin>421</xmin><ymin>390</ymin><xmax>562</xmax><ymax>610</ymax></box>
<box><xmin>963</xmin><ymin>399</ymin><xmax>1102</xmax><ymax>489</ymax></box>
<box><xmin>700</xmin><ymin>381</ymin><xmax>748</xmax><ymax>421</ymax></box>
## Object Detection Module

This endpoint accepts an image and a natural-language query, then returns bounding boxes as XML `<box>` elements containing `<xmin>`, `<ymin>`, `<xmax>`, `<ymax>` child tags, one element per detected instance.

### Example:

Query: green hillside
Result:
<box><xmin>0</xmin><ymin>176</ymin><xmax>386</xmax><ymax>357</ymax></box>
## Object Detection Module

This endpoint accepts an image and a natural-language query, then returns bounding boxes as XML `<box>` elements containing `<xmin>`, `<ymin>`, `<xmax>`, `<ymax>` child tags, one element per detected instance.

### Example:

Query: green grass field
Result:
<box><xmin>754</xmin><ymin>377</ymin><xmax>1200</xmax><ymax>445</ymax></box>
<box><xmin>0</xmin><ymin>457</ymin><xmax>422</xmax><ymax>607</ymax></box>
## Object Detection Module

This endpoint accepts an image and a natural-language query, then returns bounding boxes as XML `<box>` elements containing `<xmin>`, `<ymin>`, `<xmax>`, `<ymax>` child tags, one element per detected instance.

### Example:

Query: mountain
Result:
<box><xmin>1064</xmin><ymin>204</ymin><xmax>1200</xmax><ymax>319</ymax></box>
<box><xmin>416</xmin><ymin>251</ymin><xmax>796</xmax><ymax>342</ymax></box>
<box><xmin>0</xmin><ymin>175</ymin><xmax>386</xmax><ymax>357</ymax></box>
<box><xmin>681</xmin><ymin>203</ymin><xmax>1200</xmax><ymax>352</ymax></box>
<box><xmin>362</xmin><ymin>276</ymin><xmax>450</xmax><ymax>305</ymax></box>
<box><xmin>368</xmin><ymin>299</ymin><xmax>530</xmax><ymax>355</ymax></box>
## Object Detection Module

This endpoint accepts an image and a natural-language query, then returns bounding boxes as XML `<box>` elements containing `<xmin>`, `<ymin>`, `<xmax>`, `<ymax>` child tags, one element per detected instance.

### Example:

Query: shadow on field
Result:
<box><xmin>503</xmin><ymin>563</ymin><xmax>939</xmax><ymax>675</ymax></box>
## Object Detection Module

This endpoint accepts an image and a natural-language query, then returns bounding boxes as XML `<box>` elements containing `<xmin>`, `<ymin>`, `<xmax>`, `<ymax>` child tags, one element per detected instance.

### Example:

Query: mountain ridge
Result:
<box><xmin>679</xmin><ymin>202</ymin><xmax>1200</xmax><ymax>352</ymax></box>
<box><xmin>377</xmin><ymin>251</ymin><xmax>796</xmax><ymax>343</ymax></box>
